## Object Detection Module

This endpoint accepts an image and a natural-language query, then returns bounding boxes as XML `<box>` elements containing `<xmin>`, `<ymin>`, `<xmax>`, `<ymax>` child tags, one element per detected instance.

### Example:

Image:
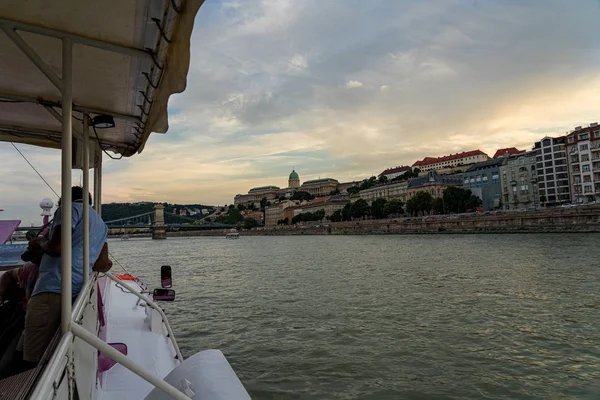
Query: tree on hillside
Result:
<box><xmin>383</xmin><ymin>198</ymin><xmax>404</xmax><ymax>216</ymax></box>
<box><xmin>244</xmin><ymin>217</ymin><xmax>258</xmax><ymax>229</ymax></box>
<box><xmin>371</xmin><ymin>198</ymin><xmax>388</xmax><ymax>219</ymax></box>
<box><xmin>432</xmin><ymin>197</ymin><xmax>444</xmax><ymax>215</ymax></box>
<box><xmin>341</xmin><ymin>203</ymin><xmax>352</xmax><ymax>221</ymax></box>
<box><xmin>443</xmin><ymin>187</ymin><xmax>480</xmax><ymax>213</ymax></box>
<box><xmin>330</xmin><ymin>209</ymin><xmax>343</xmax><ymax>222</ymax></box>
<box><xmin>350</xmin><ymin>198</ymin><xmax>370</xmax><ymax>219</ymax></box>
<box><xmin>260</xmin><ymin>197</ymin><xmax>268</xmax><ymax>210</ymax></box>
<box><xmin>378</xmin><ymin>175</ymin><xmax>388</xmax><ymax>185</ymax></box>
<box><xmin>237</xmin><ymin>204</ymin><xmax>246</xmax><ymax>211</ymax></box>
<box><xmin>406</xmin><ymin>191</ymin><xmax>433</xmax><ymax>216</ymax></box>
<box><xmin>226</xmin><ymin>208</ymin><xmax>245</xmax><ymax>225</ymax></box>
<box><xmin>290</xmin><ymin>191</ymin><xmax>314</xmax><ymax>201</ymax></box>
<box><xmin>313</xmin><ymin>209</ymin><xmax>326</xmax><ymax>221</ymax></box>
<box><xmin>358</xmin><ymin>176</ymin><xmax>377</xmax><ymax>191</ymax></box>
<box><xmin>466</xmin><ymin>194</ymin><xmax>483</xmax><ymax>210</ymax></box>
<box><xmin>347</xmin><ymin>186</ymin><xmax>360</xmax><ymax>195</ymax></box>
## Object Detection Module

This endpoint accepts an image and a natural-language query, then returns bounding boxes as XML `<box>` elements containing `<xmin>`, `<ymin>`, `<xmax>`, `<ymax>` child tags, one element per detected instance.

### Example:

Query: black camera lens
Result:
<box><xmin>21</xmin><ymin>250</ymin><xmax>34</xmax><ymax>262</ymax></box>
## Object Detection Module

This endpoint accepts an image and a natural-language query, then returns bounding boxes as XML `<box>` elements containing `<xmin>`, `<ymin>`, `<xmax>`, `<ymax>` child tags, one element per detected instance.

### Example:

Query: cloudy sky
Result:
<box><xmin>2</xmin><ymin>0</ymin><xmax>600</xmax><ymax>225</ymax></box>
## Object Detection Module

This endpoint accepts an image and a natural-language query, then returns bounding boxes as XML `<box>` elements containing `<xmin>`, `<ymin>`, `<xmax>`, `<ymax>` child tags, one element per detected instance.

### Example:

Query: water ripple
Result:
<box><xmin>109</xmin><ymin>234</ymin><xmax>600</xmax><ymax>399</ymax></box>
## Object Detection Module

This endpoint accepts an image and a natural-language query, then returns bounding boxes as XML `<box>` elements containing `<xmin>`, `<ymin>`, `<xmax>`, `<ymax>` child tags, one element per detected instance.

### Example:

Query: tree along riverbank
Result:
<box><xmin>155</xmin><ymin>205</ymin><xmax>600</xmax><ymax>236</ymax></box>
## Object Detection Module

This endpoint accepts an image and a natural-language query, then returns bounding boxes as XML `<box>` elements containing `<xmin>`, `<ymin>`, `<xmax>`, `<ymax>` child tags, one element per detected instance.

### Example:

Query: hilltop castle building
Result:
<box><xmin>234</xmin><ymin>170</ymin><xmax>343</xmax><ymax>207</ymax></box>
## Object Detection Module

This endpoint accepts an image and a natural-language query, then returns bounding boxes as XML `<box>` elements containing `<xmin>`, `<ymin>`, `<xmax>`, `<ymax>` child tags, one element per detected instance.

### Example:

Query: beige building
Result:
<box><xmin>500</xmin><ymin>151</ymin><xmax>539</xmax><ymax>210</ymax></box>
<box><xmin>265</xmin><ymin>200</ymin><xmax>299</xmax><ymax>226</ymax></box>
<box><xmin>295</xmin><ymin>195</ymin><xmax>349</xmax><ymax>217</ymax></box>
<box><xmin>338</xmin><ymin>180</ymin><xmax>361</xmax><ymax>194</ymax></box>
<box><xmin>299</xmin><ymin>178</ymin><xmax>339</xmax><ymax>196</ymax></box>
<box><xmin>413</xmin><ymin>150</ymin><xmax>489</xmax><ymax>172</ymax></box>
<box><xmin>234</xmin><ymin>170</ymin><xmax>344</xmax><ymax>206</ymax></box>
<box><xmin>359</xmin><ymin>181</ymin><xmax>409</xmax><ymax>204</ymax></box>
<box><xmin>234</xmin><ymin>185</ymin><xmax>280</xmax><ymax>207</ymax></box>
<box><xmin>565</xmin><ymin>123</ymin><xmax>600</xmax><ymax>203</ymax></box>
<box><xmin>241</xmin><ymin>210</ymin><xmax>264</xmax><ymax>223</ymax></box>
<box><xmin>407</xmin><ymin>170</ymin><xmax>463</xmax><ymax>199</ymax></box>
<box><xmin>378</xmin><ymin>165</ymin><xmax>411</xmax><ymax>180</ymax></box>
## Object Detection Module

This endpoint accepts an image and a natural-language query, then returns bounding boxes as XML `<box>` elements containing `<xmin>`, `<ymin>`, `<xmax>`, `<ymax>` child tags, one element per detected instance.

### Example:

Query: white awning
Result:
<box><xmin>0</xmin><ymin>0</ymin><xmax>204</xmax><ymax>157</ymax></box>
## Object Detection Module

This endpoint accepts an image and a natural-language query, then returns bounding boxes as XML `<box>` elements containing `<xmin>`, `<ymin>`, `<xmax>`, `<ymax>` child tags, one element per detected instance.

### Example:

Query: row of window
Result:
<box><xmin>567</xmin><ymin>130</ymin><xmax>600</xmax><ymax>143</ymax></box>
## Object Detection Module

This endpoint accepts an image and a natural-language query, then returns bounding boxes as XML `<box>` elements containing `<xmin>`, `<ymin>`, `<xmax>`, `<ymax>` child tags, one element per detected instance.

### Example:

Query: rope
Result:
<box><xmin>10</xmin><ymin>142</ymin><xmax>131</xmax><ymax>275</ymax></box>
<box><xmin>109</xmin><ymin>252</ymin><xmax>131</xmax><ymax>275</ymax></box>
<box><xmin>11</xmin><ymin>142</ymin><xmax>59</xmax><ymax>198</ymax></box>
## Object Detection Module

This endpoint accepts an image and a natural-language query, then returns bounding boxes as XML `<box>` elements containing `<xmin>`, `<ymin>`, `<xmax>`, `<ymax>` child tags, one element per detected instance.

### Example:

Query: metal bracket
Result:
<box><xmin>0</xmin><ymin>17</ymin><xmax>152</xmax><ymax>61</ymax></box>
<box><xmin>1</xmin><ymin>25</ymin><xmax>62</xmax><ymax>91</ymax></box>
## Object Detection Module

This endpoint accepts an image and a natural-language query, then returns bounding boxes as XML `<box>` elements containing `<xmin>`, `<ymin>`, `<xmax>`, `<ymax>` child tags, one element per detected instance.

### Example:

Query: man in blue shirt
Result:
<box><xmin>21</xmin><ymin>186</ymin><xmax>109</xmax><ymax>364</ymax></box>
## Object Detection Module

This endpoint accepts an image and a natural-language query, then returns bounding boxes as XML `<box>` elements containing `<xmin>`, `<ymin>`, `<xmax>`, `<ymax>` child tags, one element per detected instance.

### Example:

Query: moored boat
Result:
<box><xmin>225</xmin><ymin>229</ymin><xmax>240</xmax><ymax>239</ymax></box>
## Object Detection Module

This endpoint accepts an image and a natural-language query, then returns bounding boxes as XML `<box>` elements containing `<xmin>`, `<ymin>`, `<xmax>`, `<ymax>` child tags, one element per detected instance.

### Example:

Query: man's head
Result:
<box><xmin>25</xmin><ymin>231</ymin><xmax>37</xmax><ymax>241</ymax></box>
<box><xmin>71</xmin><ymin>186</ymin><xmax>93</xmax><ymax>205</ymax></box>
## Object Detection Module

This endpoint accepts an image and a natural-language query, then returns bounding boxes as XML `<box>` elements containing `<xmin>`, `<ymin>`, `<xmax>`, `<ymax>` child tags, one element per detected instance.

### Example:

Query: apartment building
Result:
<box><xmin>565</xmin><ymin>123</ymin><xmax>600</xmax><ymax>203</ymax></box>
<box><xmin>499</xmin><ymin>151</ymin><xmax>539</xmax><ymax>210</ymax></box>
<box><xmin>533</xmin><ymin>136</ymin><xmax>569</xmax><ymax>205</ymax></box>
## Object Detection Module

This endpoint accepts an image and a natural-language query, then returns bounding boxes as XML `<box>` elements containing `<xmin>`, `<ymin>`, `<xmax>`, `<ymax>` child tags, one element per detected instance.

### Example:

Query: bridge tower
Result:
<box><xmin>152</xmin><ymin>203</ymin><xmax>167</xmax><ymax>240</ymax></box>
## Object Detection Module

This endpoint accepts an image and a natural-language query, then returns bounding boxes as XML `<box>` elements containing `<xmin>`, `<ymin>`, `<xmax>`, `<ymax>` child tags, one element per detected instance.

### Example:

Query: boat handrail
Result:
<box><xmin>29</xmin><ymin>271</ymin><xmax>190</xmax><ymax>400</ymax></box>
<box><xmin>29</xmin><ymin>272</ymin><xmax>99</xmax><ymax>399</ymax></box>
<box><xmin>104</xmin><ymin>272</ymin><xmax>184</xmax><ymax>361</ymax></box>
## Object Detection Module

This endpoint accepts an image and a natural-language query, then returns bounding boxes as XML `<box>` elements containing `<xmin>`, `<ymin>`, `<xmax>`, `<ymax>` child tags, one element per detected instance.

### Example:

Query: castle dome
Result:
<box><xmin>289</xmin><ymin>170</ymin><xmax>299</xmax><ymax>180</ymax></box>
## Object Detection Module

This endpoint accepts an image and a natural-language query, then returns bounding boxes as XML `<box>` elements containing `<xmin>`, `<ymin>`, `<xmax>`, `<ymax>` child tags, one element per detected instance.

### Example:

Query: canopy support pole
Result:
<box><xmin>94</xmin><ymin>150</ymin><xmax>102</xmax><ymax>217</ymax></box>
<box><xmin>60</xmin><ymin>36</ymin><xmax>73</xmax><ymax>333</ymax></box>
<box><xmin>82</xmin><ymin>114</ymin><xmax>90</xmax><ymax>285</ymax></box>
<box><xmin>60</xmin><ymin>36</ymin><xmax>74</xmax><ymax>399</ymax></box>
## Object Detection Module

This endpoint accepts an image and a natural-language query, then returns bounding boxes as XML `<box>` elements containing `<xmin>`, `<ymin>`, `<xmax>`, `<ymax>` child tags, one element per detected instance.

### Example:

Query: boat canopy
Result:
<box><xmin>0</xmin><ymin>0</ymin><xmax>203</xmax><ymax>157</ymax></box>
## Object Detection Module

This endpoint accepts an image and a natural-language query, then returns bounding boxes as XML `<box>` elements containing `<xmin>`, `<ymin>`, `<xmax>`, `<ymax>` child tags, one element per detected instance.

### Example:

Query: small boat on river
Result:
<box><xmin>225</xmin><ymin>229</ymin><xmax>240</xmax><ymax>239</ymax></box>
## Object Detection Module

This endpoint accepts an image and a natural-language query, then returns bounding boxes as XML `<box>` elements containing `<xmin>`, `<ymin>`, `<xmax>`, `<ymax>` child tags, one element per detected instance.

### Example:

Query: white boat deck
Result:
<box><xmin>98</xmin><ymin>277</ymin><xmax>180</xmax><ymax>400</ymax></box>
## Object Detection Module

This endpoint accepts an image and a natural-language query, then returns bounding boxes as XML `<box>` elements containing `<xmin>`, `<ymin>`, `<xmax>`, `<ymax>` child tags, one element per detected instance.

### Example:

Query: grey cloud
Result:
<box><xmin>3</xmin><ymin>0</ymin><xmax>600</xmax><ymax>211</ymax></box>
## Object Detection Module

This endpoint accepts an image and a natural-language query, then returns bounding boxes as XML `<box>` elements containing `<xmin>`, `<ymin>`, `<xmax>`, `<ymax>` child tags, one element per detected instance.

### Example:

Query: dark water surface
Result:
<box><xmin>109</xmin><ymin>234</ymin><xmax>600</xmax><ymax>399</ymax></box>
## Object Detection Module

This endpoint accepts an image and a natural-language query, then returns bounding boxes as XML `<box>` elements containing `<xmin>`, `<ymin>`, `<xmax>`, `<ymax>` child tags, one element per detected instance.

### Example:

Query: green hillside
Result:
<box><xmin>102</xmin><ymin>202</ymin><xmax>215</xmax><ymax>222</ymax></box>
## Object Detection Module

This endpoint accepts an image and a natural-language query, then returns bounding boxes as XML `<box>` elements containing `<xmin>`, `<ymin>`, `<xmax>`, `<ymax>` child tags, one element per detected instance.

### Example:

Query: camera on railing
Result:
<box><xmin>153</xmin><ymin>265</ymin><xmax>175</xmax><ymax>301</ymax></box>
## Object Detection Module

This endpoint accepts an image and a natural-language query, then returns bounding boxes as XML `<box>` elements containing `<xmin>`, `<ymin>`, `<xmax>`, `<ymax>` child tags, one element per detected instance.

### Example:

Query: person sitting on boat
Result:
<box><xmin>21</xmin><ymin>186</ymin><xmax>108</xmax><ymax>367</ymax></box>
<box><xmin>0</xmin><ymin>241</ymin><xmax>43</xmax><ymax>308</ymax></box>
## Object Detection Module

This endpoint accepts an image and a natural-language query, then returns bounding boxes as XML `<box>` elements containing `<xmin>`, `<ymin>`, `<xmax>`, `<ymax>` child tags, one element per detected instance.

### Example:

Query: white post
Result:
<box><xmin>82</xmin><ymin>114</ymin><xmax>90</xmax><ymax>284</ymax></box>
<box><xmin>60</xmin><ymin>37</ymin><xmax>73</xmax><ymax>333</ymax></box>
<box><xmin>95</xmin><ymin>150</ymin><xmax>102</xmax><ymax>217</ymax></box>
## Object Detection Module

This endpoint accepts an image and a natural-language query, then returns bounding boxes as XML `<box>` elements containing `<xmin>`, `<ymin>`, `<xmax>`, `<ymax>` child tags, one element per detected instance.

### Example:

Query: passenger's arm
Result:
<box><xmin>93</xmin><ymin>242</ymin><xmax>112</xmax><ymax>273</ymax></box>
<box><xmin>39</xmin><ymin>225</ymin><xmax>62</xmax><ymax>257</ymax></box>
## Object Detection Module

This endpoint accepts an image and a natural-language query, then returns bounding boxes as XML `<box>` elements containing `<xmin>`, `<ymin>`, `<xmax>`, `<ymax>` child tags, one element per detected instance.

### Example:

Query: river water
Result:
<box><xmin>109</xmin><ymin>234</ymin><xmax>600</xmax><ymax>399</ymax></box>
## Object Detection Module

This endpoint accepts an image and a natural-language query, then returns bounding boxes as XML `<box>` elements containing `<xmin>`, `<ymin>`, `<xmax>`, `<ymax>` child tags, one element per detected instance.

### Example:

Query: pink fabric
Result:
<box><xmin>0</xmin><ymin>220</ymin><xmax>20</xmax><ymax>244</ymax></box>
<box><xmin>15</xmin><ymin>262</ymin><xmax>39</xmax><ymax>305</ymax></box>
<box><xmin>98</xmin><ymin>343</ymin><xmax>128</xmax><ymax>373</ymax></box>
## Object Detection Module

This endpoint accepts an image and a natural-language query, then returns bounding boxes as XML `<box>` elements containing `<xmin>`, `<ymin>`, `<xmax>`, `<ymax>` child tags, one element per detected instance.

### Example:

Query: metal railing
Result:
<box><xmin>29</xmin><ymin>272</ymin><xmax>190</xmax><ymax>400</ymax></box>
<box><xmin>104</xmin><ymin>272</ymin><xmax>183</xmax><ymax>361</ymax></box>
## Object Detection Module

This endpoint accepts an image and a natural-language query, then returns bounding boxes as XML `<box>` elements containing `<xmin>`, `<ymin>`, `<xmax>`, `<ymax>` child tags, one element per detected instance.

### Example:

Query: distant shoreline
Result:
<box><xmin>108</xmin><ymin>206</ymin><xmax>600</xmax><ymax>237</ymax></box>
